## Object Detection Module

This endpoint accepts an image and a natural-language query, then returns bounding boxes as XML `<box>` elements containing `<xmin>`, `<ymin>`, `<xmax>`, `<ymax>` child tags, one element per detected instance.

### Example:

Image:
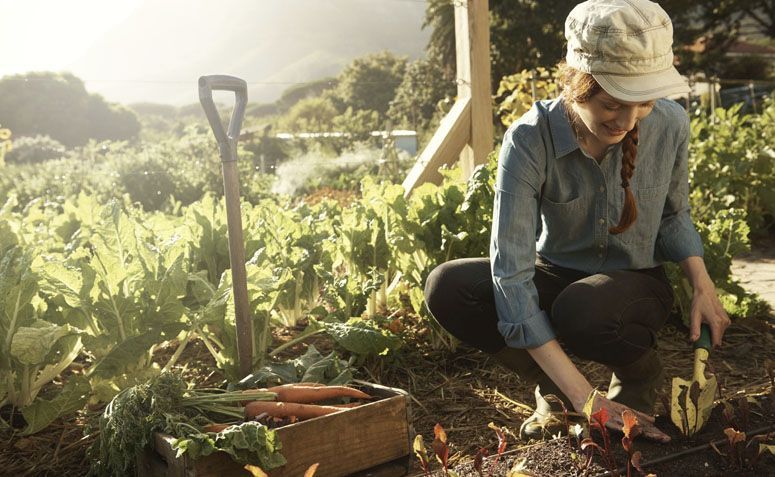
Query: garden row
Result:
<box><xmin>0</xmin><ymin>97</ymin><xmax>773</xmax><ymax>442</ymax></box>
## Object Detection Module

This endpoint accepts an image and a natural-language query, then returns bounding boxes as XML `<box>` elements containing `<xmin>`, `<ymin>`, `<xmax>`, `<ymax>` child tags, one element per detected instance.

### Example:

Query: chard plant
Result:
<box><xmin>0</xmin><ymin>222</ymin><xmax>89</xmax><ymax>435</ymax></box>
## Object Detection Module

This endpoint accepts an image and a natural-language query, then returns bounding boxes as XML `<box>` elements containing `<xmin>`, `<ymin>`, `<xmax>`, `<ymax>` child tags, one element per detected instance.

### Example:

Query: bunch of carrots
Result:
<box><xmin>203</xmin><ymin>383</ymin><xmax>372</xmax><ymax>433</ymax></box>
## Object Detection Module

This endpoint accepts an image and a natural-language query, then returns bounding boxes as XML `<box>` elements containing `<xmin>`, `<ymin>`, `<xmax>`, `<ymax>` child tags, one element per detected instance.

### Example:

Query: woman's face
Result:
<box><xmin>571</xmin><ymin>91</ymin><xmax>656</xmax><ymax>147</ymax></box>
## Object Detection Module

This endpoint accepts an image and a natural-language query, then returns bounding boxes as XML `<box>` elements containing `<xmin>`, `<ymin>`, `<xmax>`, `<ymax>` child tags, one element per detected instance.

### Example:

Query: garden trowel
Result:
<box><xmin>671</xmin><ymin>324</ymin><xmax>717</xmax><ymax>436</ymax></box>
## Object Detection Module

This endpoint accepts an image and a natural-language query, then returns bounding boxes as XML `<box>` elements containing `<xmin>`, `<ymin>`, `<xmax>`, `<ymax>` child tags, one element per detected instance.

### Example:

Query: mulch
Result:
<box><xmin>1</xmin><ymin>308</ymin><xmax>773</xmax><ymax>476</ymax></box>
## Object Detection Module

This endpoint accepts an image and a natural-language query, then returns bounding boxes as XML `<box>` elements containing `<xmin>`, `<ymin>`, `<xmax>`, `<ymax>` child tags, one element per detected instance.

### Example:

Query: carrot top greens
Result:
<box><xmin>88</xmin><ymin>372</ymin><xmax>282</xmax><ymax>476</ymax></box>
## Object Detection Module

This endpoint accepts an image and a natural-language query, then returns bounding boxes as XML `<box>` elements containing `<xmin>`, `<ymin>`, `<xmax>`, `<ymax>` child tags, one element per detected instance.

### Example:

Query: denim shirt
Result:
<box><xmin>490</xmin><ymin>97</ymin><xmax>704</xmax><ymax>349</ymax></box>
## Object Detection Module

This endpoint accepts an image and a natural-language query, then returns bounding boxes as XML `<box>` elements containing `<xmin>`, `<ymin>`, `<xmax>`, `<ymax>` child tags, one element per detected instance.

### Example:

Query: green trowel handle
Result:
<box><xmin>694</xmin><ymin>324</ymin><xmax>712</xmax><ymax>351</ymax></box>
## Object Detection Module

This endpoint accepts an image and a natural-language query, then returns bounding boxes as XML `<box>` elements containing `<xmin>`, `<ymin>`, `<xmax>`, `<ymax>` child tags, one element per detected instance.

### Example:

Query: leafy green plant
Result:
<box><xmin>0</xmin><ymin>125</ymin><xmax>11</xmax><ymax>165</ymax></box>
<box><xmin>3</xmin><ymin>135</ymin><xmax>65</xmax><ymax>164</ymax></box>
<box><xmin>496</xmin><ymin>68</ymin><xmax>560</xmax><ymax>128</ymax></box>
<box><xmin>0</xmin><ymin>222</ymin><xmax>89</xmax><ymax>435</ymax></box>
<box><xmin>89</xmin><ymin>372</ymin><xmax>282</xmax><ymax>476</ymax></box>
<box><xmin>689</xmin><ymin>99</ymin><xmax>775</xmax><ymax>236</ymax></box>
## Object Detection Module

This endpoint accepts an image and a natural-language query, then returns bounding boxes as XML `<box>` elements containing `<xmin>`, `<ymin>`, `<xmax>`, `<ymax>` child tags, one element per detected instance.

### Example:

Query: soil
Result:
<box><xmin>420</xmin><ymin>395</ymin><xmax>775</xmax><ymax>476</ymax></box>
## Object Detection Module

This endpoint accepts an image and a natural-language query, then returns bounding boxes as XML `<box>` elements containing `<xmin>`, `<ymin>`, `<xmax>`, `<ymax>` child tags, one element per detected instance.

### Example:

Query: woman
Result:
<box><xmin>424</xmin><ymin>0</ymin><xmax>730</xmax><ymax>442</ymax></box>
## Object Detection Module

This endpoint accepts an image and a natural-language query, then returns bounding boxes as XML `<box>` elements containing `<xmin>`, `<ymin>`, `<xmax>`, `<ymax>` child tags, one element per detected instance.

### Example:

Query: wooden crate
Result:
<box><xmin>138</xmin><ymin>382</ymin><xmax>413</xmax><ymax>477</ymax></box>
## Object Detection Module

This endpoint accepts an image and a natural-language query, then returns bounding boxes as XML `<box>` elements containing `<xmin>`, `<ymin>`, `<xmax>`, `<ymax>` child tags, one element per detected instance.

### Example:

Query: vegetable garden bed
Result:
<box><xmin>429</xmin><ymin>394</ymin><xmax>775</xmax><ymax>476</ymax></box>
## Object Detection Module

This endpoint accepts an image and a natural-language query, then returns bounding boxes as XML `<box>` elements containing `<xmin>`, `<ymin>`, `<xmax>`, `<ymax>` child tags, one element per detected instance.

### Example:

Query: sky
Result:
<box><xmin>0</xmin><ymin>0</ymin><xmax>143</xmax><ymax>74</ymax></box>
<box><xmin>0</xmin><ymin>0</ymin><xmax>429</xmax><ymax>105</ymax></box>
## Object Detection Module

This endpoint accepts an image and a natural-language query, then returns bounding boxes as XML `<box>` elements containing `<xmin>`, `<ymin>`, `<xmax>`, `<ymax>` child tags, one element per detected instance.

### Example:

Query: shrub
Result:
<box><xmin>4</xmin><ymin>135</ymin><xmax>66</xmax><ymax>164</ymax></box>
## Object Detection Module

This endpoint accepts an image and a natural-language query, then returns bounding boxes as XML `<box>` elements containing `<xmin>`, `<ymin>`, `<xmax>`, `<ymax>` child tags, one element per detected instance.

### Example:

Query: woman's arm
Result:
<box><xmin>528</xmin><ymin>340</ymin><xmax>671</xmax><ymax>442</ymax></box>
<box><xmin>678</xmin><ymin>256</ymin><xmax>731</xmax><ymax>347</ymax></box>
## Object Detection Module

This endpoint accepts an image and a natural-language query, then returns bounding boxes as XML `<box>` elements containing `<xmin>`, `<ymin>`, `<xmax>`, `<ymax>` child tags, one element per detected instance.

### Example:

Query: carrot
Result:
<box><xmin>265</xmin><ymin>385</ymin><xmax>372</xmax><ymax>403</ymax></box>
<box><xmin>244</xmin><ymin>401</ymin><xmax>346</xmax><ymax>419</ymax></box>
<box><xmin>203</xmin><ymin>423</ymin><xmax>233</xmax><ymax>433</ymax></box>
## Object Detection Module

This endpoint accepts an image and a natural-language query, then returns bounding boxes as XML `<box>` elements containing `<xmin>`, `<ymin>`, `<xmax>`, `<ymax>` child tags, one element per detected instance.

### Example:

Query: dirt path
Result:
<box><xmin>732</xmin><ymin>237</ymin><xmax>775</xmax><ymax>312</ymax></box>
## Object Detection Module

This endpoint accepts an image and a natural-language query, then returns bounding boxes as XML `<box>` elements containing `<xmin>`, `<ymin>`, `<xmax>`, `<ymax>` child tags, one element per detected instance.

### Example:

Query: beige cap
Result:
<box><xmin>565</xmin><ymin>0</ymin><xmax>691</xmax><ymax>102</ymax></box>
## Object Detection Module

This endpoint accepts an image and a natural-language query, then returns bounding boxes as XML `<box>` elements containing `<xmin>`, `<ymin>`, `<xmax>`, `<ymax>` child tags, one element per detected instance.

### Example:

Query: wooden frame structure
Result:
<box><xmin>402</xmin><ymin>0</ymin><xmax>493</xmax><ymax>197</ymax></box>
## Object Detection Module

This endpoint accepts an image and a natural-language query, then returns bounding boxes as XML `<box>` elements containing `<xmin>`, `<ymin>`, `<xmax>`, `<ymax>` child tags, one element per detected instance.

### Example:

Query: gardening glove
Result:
<box><xmin>583</xmin><ymin>389</ymin><xmax>671</xmax><ymax>443</ymax></box>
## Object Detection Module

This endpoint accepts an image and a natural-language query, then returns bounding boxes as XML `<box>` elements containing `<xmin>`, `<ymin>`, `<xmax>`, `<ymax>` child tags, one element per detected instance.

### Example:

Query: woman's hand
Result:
<box><xmin>679</xmin><ymin>256</ymin><xmax>731</xmax><ymax>348</ymax></box>
<box><xmin>690</xmin><ymin>287</ymin><xmax>731</xmax><ymax>348</ymax></box>
<box><xmin>585</xmin><ymin>391</ymin><xmax>671</xmax><ymax>443</ymax></box>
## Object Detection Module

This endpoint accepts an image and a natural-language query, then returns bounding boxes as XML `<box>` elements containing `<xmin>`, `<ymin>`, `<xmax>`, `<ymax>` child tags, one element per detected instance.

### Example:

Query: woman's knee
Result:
<box><xmin>424</xmin><ymin>258</ymin><xmax>489</xmax><ymax>314</ymax></box>
<box><xmin>550</xmin><ymin>275</ymin><xmax>669</xmax><ymax>364</ymax></box>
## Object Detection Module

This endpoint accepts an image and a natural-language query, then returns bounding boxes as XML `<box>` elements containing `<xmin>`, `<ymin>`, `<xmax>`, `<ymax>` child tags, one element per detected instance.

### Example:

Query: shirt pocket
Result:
<box><xmin>617</xmin><ymin>182</ymin><xmax>670</xmax><ymax>245</ymax></box>
<box><xmin>540</xmin><ymin>195</ymin><xmax>589</xmax><ymax>250</ymax></box>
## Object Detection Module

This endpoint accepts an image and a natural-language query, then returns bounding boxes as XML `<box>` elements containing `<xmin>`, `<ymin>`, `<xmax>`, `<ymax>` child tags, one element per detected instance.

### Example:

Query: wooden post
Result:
<box><xmin>403</xmin><ymin>0</ymin><xmax>492</xmax><ymax>197</ymax></box>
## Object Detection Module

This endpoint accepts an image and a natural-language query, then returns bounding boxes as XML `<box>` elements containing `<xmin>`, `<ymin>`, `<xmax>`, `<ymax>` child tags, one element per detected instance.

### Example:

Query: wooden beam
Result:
<box><xmin>402</xmin><ymin>97</ymin><xmax>471</xmax><ymax>197</ymax></box>
<box><xmin>402</xmin><ymin>0</ymin><xmax>492</xmax><ymax>196</ymax></box>
<box><xmin>469</xmin><ymin>0</ymin><xmax>493</xmax><ymax>173</ymax></box>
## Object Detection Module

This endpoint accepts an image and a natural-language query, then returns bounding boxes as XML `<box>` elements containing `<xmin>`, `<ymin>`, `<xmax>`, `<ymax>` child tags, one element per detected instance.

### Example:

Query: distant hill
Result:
<box><xmin>68</xmin><ymin>0</ymin><xmax>429</xmax><ymax>105</ymax></box>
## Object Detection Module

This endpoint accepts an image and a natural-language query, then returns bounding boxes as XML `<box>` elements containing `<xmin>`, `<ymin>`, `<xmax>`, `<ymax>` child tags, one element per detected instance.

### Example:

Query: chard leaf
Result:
<box><xmin>172</xmin><ymin>422</ymin><xmax>286</xmax><ymax>470</ymax></box>
<box><xmin>35</xmin><ymin>260</ymin><xmax>92</xmax><ymax>310</ymax></box>
<box><xmin>10</xmin><ymin>321</ymin><xmax>78</xmax><ymax>366</ymax></box>
<box><xmin>314</xmin><ymin>317</ymin><xmax>402</xmax><ymax>357</ymax></box>
<box><xmin>89</xmin><ymin>323</ymin><xmax>186</xmax><ymax>378</ymax></box>
<box><xmin>235</xmin><ymin>345</ymin><xmax>353</xmax><ymax>389</ymax></box>
<box><xmin>92</xmin><ymin>201</ymin><xmax>141</xmax><ymax>290</ymax></box>
<box><xmin>146</xmin><ymin>254</ymin><xmax>188</xmax><ymax>324</ymax></box>
<box><xmin>21</xmin><ymin>375</ymin><xmax>90</xmax><ymax>435</ymax></box>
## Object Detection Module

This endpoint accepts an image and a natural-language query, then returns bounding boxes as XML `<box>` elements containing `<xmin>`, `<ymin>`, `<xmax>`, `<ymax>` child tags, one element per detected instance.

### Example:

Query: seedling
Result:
<box><xmin>620</xmin><ymin>410</ymin><xmax>643</xmax><ymax>477</ymax></box>
<box><xmin>581</xmin><ymin>407</ymin><xmax>619</xmax><ymax>475</ymax></box>
<box><xmin>710</xmin><ymin>427</ymin><xmax>775</xmax><ymax>471</ymax></box>
<box><xmin>486</xmin><ymin>422</ymin><xmax>508</xmax><ymax>475</ymax></box>
<box><xmin>413</xmin><ymin>434</ymin><xmax>432</xmax><ymax>476</ymax></box>
<box><xmin>414</xmin><ymin>423</ymin><xmax>460</xmax><ymax>477</ymax></box>
<box><xmin>473</xmin><ymin>448</ymin><xmax>489</xmax><ymax>477</ymax></box>
<box><xmin>432</xmin><ymin>423</ymin><xmax>451</xmax><ymax>474</ymax></box>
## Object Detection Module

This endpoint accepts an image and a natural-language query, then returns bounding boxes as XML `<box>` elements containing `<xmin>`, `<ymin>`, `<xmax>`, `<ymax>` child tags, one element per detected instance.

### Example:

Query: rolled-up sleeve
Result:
<box><xmin>490</xmin><ymin>127</ymin><xmax>555</xmax><ymax>349</ymax></box>
<box><xmin>655</xmin><ymin>114</ymin><xmax>704</xmax><ymax>262</ymax></box>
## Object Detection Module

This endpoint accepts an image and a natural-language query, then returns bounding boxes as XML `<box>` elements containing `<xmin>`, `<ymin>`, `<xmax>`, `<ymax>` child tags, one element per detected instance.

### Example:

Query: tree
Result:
<box><xmin>278</xmin><ymin>96</ymin><xmax>339</xmax><ymax>132</ymax></box>
<box><xmin>0</xmin><ymin>72</ymin><xmax>140</xmax><ymax>147</ymax></box>
<box><xmin>423</xmin><ymin>0</ymin><xmax>577</xmax><ymax>86</ymax></box>
<box><xmin>656</xmin><ymin>1</ymin><xmax>775</xmax><ymax>76</ymax></box>
<box><xmin>335</xmin><ymin>51</ymin><xmax>407</xmax><ymax>118</ymax></box>
<box><xmin>387</xmin><ymin>57</ymin><xmax>456</xmax><ymax>135</ymax></box>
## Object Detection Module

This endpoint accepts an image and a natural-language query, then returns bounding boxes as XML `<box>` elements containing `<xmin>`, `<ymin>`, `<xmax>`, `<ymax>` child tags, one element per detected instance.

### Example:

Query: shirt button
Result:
<box><xmin>599</xmin><ymin>218</ymin><xmax>605</xmax><ymax>225</ymax></box>
<box><xmin>599</xmin><ymin>186</ymin><xmax>605</xmax><ymax>193</ymax></box>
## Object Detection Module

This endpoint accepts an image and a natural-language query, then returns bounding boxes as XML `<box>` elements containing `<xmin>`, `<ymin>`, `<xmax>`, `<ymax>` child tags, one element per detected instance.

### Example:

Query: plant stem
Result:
<box><xmin>163</xmin><ymin>330</ymin><xmax>194</xmax><ymax>373</ymax></box>
<box><xmin>269</xmin><ymin>329</ymin><xmax>325</xmax><ymax>357</ymax></box>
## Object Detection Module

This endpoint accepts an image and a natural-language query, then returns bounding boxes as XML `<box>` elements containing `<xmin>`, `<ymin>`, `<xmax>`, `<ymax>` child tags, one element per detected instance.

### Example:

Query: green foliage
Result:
<box><xmin>278</xmin><ymin>96</ymin><xmax>339</xmax><ymax>133</ymax></box>
<box><xmin>689</xmin><ymin>98</ymin><xmax>775</xmax><ymax>235</ymax></box>
<box><xmin>274</xmin><ymin>77</ymin><xmax>337</xmax><ymax>114</ymax></box>
<box><xmin>661</xmin><ymin>0</ymin><xmax>774</xmax><ymax>77</ymax></box>
<box><xmin>423</xmin><ymin>0</ymin><xmax>575</xmax><ymax>88</ymax></box>
<box><xmin>387</xmin><ymin>57</ymin><xmax>456</xmax><ymax>137</ymax></box>
<box><xmin>0</xmin><ymin>126</ymin><xmax>11</xmax><ymax>165</ymax></box>
<box><xmin>0</xmin><ymin>224</ymin><xmax>88</xmax><ymax>434</ymax></box>
<box><xmin>335</xmin><ymin>50</ymin><xmax>407</xmax><ymax>118</ymax></box>
<box><xmin>90</xmin><ymin>372</ymin><xmax>283</xmax><ymax>476</ymax></box>
<box><xmin>0</xmin><ymin>129</ymin><xmax>276</xmax><ymax>213</ymax></box>
<box><xmin>236</xmin><ymin>345</ymin><xmax>354</xmax><ymax>389</ymax></box>
<box><xmin>0</xmin><ymin>72</ymin><xmax>140</xmax><ymax>147</ymax></box>
<box><xmin>496</xmin><ymin>67</ymin><xmax>560</xmax><ymax>128</ymax></box>
<box><xmin>3</xmin><ymin>135</ymin><xmax>65</xmax><ymax>164</ymax></box>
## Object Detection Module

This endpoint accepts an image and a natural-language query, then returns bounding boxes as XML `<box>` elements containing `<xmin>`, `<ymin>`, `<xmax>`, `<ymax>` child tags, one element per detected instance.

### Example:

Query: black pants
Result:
<box><xmin>423</xmin><ymin>256</ymin><xmax>674</xmax><ymax>367</ymax></box>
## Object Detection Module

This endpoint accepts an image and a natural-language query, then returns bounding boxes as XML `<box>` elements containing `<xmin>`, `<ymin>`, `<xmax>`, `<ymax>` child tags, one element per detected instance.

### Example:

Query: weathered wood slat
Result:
<box><xmin>402</xmin><ymin>98</ymin><xmax>471</xmax><ymax>196</ymax></box>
